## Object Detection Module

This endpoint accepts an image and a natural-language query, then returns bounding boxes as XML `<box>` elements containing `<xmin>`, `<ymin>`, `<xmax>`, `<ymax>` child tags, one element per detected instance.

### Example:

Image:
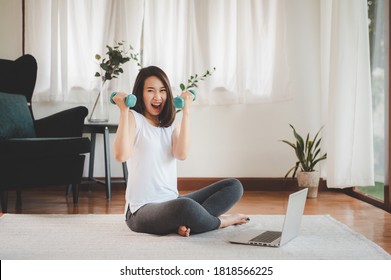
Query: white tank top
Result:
<box><xmin>125</xmin><ymin>110</ymin><xmax>178</xmax><ymax>214</ymax></box>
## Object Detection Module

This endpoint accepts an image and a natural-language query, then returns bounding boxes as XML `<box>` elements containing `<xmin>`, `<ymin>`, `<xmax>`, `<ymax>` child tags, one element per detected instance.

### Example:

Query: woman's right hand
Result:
<box><xmin>112</xmin><ymin>92</ymin><xmax>130</xmax><ymax>111</ymax></box>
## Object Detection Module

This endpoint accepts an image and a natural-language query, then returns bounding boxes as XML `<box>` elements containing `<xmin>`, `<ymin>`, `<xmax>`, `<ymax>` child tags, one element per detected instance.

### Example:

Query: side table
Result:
<box><xmin>83</xmin><ymin>123</ymin><xmax>128</xmax><ymax>199</ymax></box>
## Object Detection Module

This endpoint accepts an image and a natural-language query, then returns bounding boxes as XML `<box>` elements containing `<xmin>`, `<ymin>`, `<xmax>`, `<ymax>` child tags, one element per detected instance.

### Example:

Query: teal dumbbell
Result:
<box><xmin>110</xmin><ymin>92</ymin><xmax>137</xmax><ymax>108</ymax></box>
<box><xmin>173</xmin><ymin>89</ymin><xmax>196</xmax><ymax>109</ymax></box>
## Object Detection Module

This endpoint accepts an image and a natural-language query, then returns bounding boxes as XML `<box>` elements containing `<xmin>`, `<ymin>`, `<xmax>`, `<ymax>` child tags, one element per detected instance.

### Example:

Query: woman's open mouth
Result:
<box><xmin>151</xmin><ymin>102</ymin><xmax>162</xmax><ymax>111</ymax></box>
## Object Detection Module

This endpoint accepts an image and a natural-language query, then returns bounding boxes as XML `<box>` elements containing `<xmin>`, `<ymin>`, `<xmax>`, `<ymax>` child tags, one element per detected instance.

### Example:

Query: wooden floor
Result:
<box><xmin>1</xmin><ymin>184</ymin><xmax>390</xmax><ymax>255</ymax></box>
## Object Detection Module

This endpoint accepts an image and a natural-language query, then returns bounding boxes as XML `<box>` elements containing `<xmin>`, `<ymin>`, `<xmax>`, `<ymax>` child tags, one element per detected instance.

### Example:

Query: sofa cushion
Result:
<box><xmin>0</xmin><ymin>91</ymin><xmax>36</xmax><ymax>140</ymax></box>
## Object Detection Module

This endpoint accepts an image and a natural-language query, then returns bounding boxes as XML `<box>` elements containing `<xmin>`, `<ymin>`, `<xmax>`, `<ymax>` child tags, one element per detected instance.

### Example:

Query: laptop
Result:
<box><xmin>229</xmin><ymin>188</ymin><xmax>308</xmax><ymax>247</ymax></box>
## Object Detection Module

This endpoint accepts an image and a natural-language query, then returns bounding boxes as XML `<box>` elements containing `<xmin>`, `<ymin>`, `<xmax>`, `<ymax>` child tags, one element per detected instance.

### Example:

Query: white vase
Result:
<box><xmin>296</xmin><ymin>171</ymin><xmax>320</xmax><ymax>198</ymax></box>
<box><xmin>88</xmin><ymin>80</ymin><xmax>109</xmax><ymax>123</ymax></box>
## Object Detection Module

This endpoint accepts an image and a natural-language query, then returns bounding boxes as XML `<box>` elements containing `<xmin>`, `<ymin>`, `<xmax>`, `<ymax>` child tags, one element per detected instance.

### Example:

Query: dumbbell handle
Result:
<box><xmin>110</xmin><ymin>92</ymin><xmax>137</xmax><ymax>108</ymax></box>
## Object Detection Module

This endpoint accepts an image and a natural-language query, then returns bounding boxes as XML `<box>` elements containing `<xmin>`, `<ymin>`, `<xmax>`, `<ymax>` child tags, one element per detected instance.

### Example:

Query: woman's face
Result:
<box><xmin>142</xmin><ymin>75</ymin><xmax>167</xmax><ymax>123</ymax></box>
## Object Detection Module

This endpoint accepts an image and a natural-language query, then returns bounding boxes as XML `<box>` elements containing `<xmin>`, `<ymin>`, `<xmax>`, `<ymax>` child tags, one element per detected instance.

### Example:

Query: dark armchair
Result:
<box><xmin>0</xmin><ymin>54</ymin><xmax>90</xmax><ymax>213</ymax></box>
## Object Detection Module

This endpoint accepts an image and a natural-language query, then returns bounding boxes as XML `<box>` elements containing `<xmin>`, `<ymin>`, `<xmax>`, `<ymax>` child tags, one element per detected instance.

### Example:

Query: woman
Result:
<box><xmin>113</xmin><ymin>66</ymin><xmax>248</xmax><ymax>237</ymax></box>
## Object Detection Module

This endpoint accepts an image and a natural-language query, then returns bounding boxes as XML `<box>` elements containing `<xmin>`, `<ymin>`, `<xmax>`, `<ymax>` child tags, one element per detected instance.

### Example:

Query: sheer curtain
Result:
<box><xmin>142</xmin><ymin>0</ymin><xmax>291</xmax><ymax>104</ymax></box>
<box><xmin>25</xmin><ymin>0</ymin><xmax>144</xmax><ymax>102</ymax></box>
<box><xmin>25</xmin><ymin>0</ymin><xmax>290</xmax><ymax>104</ymax></box>
<box><xmin>320</xmin><ymin>0</ymin><xmax>375</xmax><ymax>188</ymax></box>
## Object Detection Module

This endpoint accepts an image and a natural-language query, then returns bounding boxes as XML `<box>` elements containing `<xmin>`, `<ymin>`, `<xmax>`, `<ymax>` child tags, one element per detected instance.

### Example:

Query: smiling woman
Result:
<box><xmin>111</xmin><ymin>66</ymin><xmax>249</xmax><ymax>237</ymax></box>
<box><xmin>131</xmin><ymin>66</ymin><xmax>176</xmax><ymax>128</ymax></box>
<box><xmin>143</xmin><ymin>77</ymin><xmax>168</xmax><ymax>126</ymax></box>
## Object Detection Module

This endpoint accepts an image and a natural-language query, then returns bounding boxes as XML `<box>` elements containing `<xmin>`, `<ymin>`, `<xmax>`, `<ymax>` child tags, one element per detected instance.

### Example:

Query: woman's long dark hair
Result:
<box><xmin>132</xmin><ymin>66</ymin><xmax>176</xmax><ymax>127</ymax></box>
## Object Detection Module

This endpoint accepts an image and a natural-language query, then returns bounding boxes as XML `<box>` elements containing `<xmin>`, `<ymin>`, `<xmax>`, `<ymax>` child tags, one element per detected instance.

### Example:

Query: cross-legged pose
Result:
<box><xmin>113</xmin><ymin>66</ymin><xmax>248</xmax><ymax>236</ymax></box>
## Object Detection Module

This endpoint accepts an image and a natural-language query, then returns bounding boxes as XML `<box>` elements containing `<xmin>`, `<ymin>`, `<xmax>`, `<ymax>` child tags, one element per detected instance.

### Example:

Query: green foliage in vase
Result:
<box><xmin>94</xmin><ymin>41</ymin><xmax>141</xmax><ymax>82</ymax></box>
<box><xmin>179</xmin><ymin>67</ymin><xmax>216</xmax><ymax>91</ymax></box>
<box><xmin>90</xmin><ymin>41</ymin><xmax>140</xmax><ymax>121</ymax></box>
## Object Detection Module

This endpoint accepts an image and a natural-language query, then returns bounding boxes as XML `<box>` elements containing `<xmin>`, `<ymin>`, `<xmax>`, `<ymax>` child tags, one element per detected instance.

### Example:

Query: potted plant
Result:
<box><xmin>89</xmin><ymin>41</ymin><xmax>140</xmax><ymax>122</ymax></box>
<box><xmin>281</xmin><ymin>124</ymin><xmax>327</xmax><ymax>198</ymax></box>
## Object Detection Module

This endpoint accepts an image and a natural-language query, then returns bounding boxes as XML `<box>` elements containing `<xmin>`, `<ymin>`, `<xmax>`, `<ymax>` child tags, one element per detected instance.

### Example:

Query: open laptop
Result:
<box><xmin>229</xmin><ymin>188</ymin><xmax>308</xmax><ymax>247</ymax></box>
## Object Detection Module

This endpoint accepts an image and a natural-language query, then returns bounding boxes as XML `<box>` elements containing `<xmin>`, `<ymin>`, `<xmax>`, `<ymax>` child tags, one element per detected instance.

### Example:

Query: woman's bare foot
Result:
<box><xmin>177</xmin><ymin>225</ymin><xmax>191</xmax><ymax>237</ymax></box>
<box><xmin>219</xmin><ymin>214</ymin><xmax>249</xmax><ymax>228</ymax></box>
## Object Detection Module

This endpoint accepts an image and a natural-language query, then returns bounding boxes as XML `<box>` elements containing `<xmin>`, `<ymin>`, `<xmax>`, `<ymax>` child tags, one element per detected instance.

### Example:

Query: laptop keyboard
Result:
<box><xmin>250</xmin><ymin>231</ymin><xmax>282</xmax><ymax>243</ymax></box>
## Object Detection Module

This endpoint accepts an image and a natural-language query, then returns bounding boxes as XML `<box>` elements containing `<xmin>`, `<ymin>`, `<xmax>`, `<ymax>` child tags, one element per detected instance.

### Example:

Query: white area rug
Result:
<box><xmin>0</xmin><ymin>214</ymin><xmax>389</xmax><ymax>260</ymax></box>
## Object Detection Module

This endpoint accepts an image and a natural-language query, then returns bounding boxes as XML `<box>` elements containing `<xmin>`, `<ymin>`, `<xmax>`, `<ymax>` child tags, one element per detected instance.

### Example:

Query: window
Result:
<box><xmin>353</xmin><ymin>0</ymin><xmax>390</xmax><ymax>212</ymax></box>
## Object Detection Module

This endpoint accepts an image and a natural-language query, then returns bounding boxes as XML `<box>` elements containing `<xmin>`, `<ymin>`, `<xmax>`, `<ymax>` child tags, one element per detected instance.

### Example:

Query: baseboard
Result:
<box><xmin>178</xmin><ymin>177</ymin><xmax>328</xmax><ymax>192</ymax></box>
<box><xmin>88</xmin><ymin>177</ymin><xmax>329</xmax><ymax>192</ymax></box>
<box><xmin>14</xmin><ymin>177</ymin><xmax>328</xmax><ymax>193</ymax></box>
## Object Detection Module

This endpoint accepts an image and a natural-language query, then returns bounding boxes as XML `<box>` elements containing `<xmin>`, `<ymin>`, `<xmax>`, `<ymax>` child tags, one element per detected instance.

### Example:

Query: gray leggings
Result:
<box><xmin>125</xmin><ymin>178</ymin><xmax>243</xmax><ymax>235</ymax></box>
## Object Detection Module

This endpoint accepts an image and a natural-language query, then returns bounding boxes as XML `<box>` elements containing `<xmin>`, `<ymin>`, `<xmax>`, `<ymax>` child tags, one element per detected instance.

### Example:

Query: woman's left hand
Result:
<box><xmin>180</xmin><ymin>90</ymin><xmax>194</xmax><ymax>112</ymax></box>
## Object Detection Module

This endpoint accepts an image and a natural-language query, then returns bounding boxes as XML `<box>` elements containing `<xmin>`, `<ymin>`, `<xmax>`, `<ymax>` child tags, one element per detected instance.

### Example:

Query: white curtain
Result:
<box><xmin>320</xmin><ymin>0</ymin><xmax>375</xmax><ymax>188</ymax></box>
<box><xmin>25</xmin><ymin>0</ymin><xmax>144</xmax><ymax>102</ymax></box>
<box><xmin>25</xmin><ymin>0</ymin><xmax>291</xmax><ymax>104</ymax></box>
<box><xmin>142</xmin><ymin>0</ymin><xmax>291</xmax><ymax>104</ymax></box>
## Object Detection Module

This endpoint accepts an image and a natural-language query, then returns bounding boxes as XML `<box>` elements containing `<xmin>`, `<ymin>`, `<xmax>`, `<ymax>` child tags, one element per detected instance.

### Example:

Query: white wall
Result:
<box><xmin>0</xmin><ymin>0</ymin><xmax>22</xmax><ymax>59</ymax></box>
<box><xmin>0</xmin><ymin>0</ymin><xmax>323</xmax><ymax>178</ymax></box>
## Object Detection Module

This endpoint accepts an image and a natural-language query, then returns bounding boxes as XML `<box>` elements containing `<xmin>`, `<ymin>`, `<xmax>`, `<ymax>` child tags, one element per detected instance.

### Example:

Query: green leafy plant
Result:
<box><xmin>174</xmin><ymin>67</ymin><xmax>216</xmax><ymax>113</ymax></box>
<box><xmin>281</xmin><ymin>124</ymin><xmax>327</xmax><ymax>178</ymax></box>
<box><xmin>179</xmin><ymin>67</ymin><xmax>216</xmax><ymax>91</ymax></box>
<box><xmin>94</xmin><ymin>41</ymin><xmax>140</xmax><ymax>82</ymax></box>
<box><xmin>90</xmin><ymin>41</ymin><xmax>140</xmax><ymax>121</ymax></box>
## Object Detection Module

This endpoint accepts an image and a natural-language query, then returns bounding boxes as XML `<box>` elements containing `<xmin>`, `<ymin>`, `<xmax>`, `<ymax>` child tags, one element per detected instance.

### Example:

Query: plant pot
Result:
<box><xmin>88</xmin><ymin>80</ymin><xmax>110</xmax><ymax>123</ymax></box>
<box><xmin>296</xmin><ymin>171</ymin><xmax>320</xmax><ymax>198</ymax></box>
